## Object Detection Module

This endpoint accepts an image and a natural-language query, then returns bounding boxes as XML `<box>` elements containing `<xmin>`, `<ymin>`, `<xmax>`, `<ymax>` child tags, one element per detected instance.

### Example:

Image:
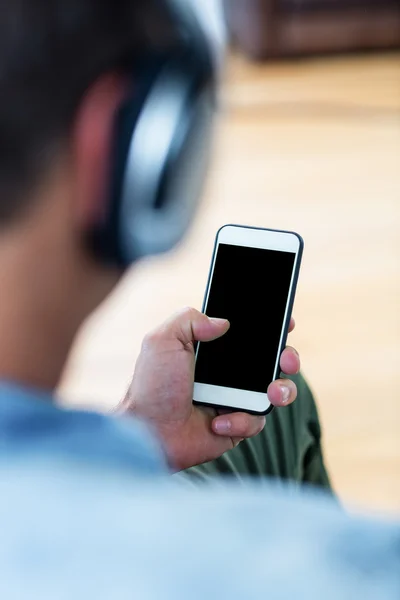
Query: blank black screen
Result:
<box><xmin>195</xmin><ymin>244</ymin><xmax>296</xmax><ymax>393</ymax></box>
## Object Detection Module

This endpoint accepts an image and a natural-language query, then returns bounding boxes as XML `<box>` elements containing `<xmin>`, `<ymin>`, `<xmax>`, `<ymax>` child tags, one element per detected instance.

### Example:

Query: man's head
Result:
<box><xmin>0</xmin><ymin>0</ymin><xmax>214</xmax><ymax>387</ymax></box>
<box><xmin>2</xmin><ymin>1</ymin><xmax>174</xmax><ymax>212</ymax></box>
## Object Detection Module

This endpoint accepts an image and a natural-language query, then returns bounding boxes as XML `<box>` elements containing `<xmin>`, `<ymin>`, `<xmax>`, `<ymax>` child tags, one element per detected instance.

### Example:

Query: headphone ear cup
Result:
<box><xmin>92</xmin><ymin>56</ymin><xmax>215</xmax><ymax>268</ymax></box>
<box><xmin>89</xmin><ymin>95</ymin><xmax>143</xmax><ymax>267</ymax></box>
<box><xmin>89</xmin><ymin>1</ymin><xmax>217</xmax><ymax>268</ymax></box>
<box><xmin>118</xmin><ymin>69</ymin><xmax>215</xmax><ymax>264</ymax></box>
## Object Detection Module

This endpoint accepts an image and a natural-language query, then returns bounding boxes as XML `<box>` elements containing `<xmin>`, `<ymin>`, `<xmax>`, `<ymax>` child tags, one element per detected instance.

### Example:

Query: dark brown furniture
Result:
<box><xmin>224</xmin><ymin>0</ymin><xmax>400</xmax><ymax>60</ymax></box>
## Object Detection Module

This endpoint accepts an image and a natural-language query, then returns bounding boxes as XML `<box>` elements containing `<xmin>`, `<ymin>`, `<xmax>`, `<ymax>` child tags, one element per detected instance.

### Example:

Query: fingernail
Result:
<box><xmin>209</xmin><ymin>317</ymin><xmax>228</xmax><ymax>326</ymax></box>
<box><xmin>214</xmin><ymin>419</ymin><xmax>232</xmax><ymax>434</ymax></box>
<box><xmin>280</xmin><ymin>386</ymin><xmax>290</xmax><ymax>404</ymax></box>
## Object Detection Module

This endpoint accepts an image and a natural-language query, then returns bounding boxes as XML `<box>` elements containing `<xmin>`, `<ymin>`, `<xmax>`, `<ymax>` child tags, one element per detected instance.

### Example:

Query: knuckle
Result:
<box><xmin>142</xmin><ymin>329</ymin><xmax>161</xmax><ymax>349</ymax></box>
<box><xmin>179</xmin><ymin>306</ymin><xmax>197</xmax><ymax>320</ymax></box>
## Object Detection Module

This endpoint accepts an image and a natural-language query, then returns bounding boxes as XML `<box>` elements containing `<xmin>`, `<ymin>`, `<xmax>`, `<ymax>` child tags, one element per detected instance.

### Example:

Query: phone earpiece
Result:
<box><xmin>91</xmin><ymin>2</ymin><xmax>216</xmax><ymax>267</ymax></box>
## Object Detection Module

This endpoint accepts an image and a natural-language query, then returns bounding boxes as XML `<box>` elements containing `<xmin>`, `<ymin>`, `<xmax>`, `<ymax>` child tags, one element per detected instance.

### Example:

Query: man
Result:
<box><xmin>0</xmin><ymin>1</ymin><xmax>398</xmax><ymax>598</ymax></box>
<box><xmin>0</xmin><ymin>0</ymin><xmax>328</xmax><ymax>489</ymax></box>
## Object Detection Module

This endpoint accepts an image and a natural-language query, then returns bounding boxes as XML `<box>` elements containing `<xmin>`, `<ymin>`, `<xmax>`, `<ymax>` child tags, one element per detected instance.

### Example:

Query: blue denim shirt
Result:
<box><xmin>0</xmin><ymin>381</ymin><xmax>167</xmax><ymax>474</ymax></box>
<box><xmin>0</xmin><ymin>381</ymin><xmax>399</xmax><ymax>599</ymax></box>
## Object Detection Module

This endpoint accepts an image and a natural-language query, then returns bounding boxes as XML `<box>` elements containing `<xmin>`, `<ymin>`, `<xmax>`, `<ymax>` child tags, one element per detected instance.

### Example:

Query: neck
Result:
<box><xmin>0</xmin><ymin>242</ymin><xmax>118</xmax><ymax>393</ymax></box>
<box><xmin>0</xmin><ymin>311</ymin><xmax>78</xmax><ymax>393</ymax></box>
<box><xmin>0</xmin><ymin>226</ymin><xmax>99</xmax><ymax>393</ymax></box>
<box><xmin>0</xmin><ymin>183</ymin><xmax>120</xmax><ymax>392</ymax></box>
<box><xmin>0</xmin><ymin>260</ymin><xmax>83</xmax><ymax>393</ymax></box>
<box><xmin>0</xmin><ymin>173</ymin><xmax>121</xmax><ymax>393</ymax></box>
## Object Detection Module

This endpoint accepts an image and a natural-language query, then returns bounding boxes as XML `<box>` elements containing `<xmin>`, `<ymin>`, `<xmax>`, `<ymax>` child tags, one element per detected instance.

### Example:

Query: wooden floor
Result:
<box><xmin>62</xmin><ymin>52</ymin><xmax>400</xmax><ymax>515</ymax></box>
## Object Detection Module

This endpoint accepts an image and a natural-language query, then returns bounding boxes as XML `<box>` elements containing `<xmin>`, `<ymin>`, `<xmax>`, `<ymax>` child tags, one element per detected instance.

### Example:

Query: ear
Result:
<box><xmin>71</xmin><ymin>73</ymin><xmax>127</xmax><ymax>230</ymax></box>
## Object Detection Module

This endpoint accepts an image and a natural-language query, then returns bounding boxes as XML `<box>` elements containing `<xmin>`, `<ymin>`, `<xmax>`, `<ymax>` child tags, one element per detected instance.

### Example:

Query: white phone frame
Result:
<box><xmin>193</xmin><ymin>224</ymin><xmax>303</xmax><ymax>415</ymax></box>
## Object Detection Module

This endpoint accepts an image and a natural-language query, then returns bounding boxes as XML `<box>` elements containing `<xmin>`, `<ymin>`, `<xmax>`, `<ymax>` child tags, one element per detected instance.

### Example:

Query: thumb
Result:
<box><xmin>162</xmin><ymin>307</ymin><xmax>230</xmax><ymax>346</ymax></box>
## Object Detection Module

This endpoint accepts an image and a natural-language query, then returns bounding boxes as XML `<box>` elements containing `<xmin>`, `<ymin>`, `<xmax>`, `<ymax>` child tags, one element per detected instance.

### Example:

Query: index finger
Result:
<box><xmin>212</xmin><ymin>412</ymin><xmax>266</xmax><ymax>439</ymax></box>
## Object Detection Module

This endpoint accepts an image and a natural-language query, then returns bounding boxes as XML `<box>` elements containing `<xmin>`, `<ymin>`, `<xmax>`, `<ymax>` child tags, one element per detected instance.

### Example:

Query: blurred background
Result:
<box><xmin>61</xmin><ymin>1</ymin><xmax>400</xmax><ymax>514</ymax></box>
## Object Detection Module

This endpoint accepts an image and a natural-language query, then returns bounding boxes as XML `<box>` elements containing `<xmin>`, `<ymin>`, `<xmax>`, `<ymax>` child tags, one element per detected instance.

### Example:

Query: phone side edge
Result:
<box><xmin>274</xmin><ymin>233</ymin><xmax>304</xmax><ymax>381</ymax></box>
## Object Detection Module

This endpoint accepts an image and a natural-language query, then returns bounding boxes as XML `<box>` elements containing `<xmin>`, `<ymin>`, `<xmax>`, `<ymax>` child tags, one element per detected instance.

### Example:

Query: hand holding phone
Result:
<box><xmin>124</xmin><ymin>305</ymin><xmax>300</xmax><ymax>471</ymax></box>
<box><xmin>194</xmin><ymin>224</ymin><xmax>303</xmax><ymax>415</ymax></box>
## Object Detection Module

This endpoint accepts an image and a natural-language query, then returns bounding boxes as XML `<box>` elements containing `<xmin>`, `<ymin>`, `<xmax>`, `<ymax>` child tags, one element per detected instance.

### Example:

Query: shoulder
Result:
<box><xmin>0</xmin><ymin>381</ymin><xmax>167</xmax><ymax>475</ymax></box>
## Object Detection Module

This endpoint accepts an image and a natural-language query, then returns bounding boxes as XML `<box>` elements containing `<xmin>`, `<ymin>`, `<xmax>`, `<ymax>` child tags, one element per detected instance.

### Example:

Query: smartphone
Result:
<box><xmin>193</xmin><ymin>224</ymin><xmax>303</xmax><ymax>415</ymax></box>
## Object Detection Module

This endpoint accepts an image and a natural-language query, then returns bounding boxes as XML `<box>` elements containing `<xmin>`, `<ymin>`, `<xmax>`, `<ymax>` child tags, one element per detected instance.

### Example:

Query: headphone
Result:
<box><xmin>91</xmin><ymin>0</ymin><xmax>217</xmax><ymax>267</ymax></box>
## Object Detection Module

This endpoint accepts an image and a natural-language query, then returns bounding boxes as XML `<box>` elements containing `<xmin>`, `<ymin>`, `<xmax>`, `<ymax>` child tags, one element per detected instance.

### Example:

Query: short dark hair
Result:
<box><xmin>0</xmin><ymin>0</ymin><xmax>178</xmax><ymax>224</ymax></box>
